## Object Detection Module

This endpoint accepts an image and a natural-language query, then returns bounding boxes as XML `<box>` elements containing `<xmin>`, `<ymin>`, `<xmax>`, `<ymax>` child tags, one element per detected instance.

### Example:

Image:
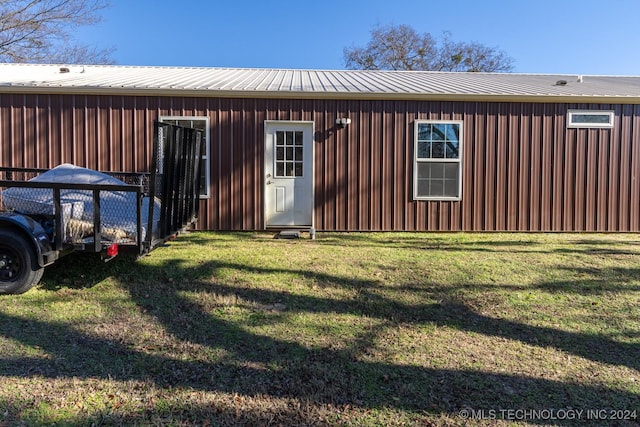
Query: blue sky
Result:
<box><xmin>75</xmin><ymin>0</ymin><xmax>640</xmax><ymax>75</ymax></box>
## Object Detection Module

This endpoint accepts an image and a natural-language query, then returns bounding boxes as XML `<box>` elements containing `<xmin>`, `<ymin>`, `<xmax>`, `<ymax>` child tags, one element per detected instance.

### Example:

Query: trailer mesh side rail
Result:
<box><xmin>0</xmin><ymin>121</ymin><xmax>204</xmax><ymax>256</ymax></box>
<box><xmin>0</xmin><ymin>176</ymin><xmax>144</xmax><ymax>252</ymax></box>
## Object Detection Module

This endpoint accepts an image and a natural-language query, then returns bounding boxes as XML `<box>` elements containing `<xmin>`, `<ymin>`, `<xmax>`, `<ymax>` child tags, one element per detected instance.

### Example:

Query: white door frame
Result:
<box><xmin>263</xmin><ymin>120</ymin><xmax>315</xmax><ymax>229</ymax></box>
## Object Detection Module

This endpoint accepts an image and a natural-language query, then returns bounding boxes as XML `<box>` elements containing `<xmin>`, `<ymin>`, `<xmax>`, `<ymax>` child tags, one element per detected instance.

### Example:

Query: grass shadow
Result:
<box><xmin>1</xmin><ymin>233</ymin><xmax>639</xmax><ymax>425</ymax></box>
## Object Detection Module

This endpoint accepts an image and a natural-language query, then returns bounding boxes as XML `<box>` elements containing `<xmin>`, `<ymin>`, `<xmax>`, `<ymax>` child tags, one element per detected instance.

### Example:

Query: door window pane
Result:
<box><xmin>274</xmin><ymin>130</ymin><xmax>304</xmax><ymax>178</ymax></box>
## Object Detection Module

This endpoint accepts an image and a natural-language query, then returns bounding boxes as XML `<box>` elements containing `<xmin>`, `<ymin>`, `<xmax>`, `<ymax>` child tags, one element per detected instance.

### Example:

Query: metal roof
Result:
<box><xmin>2</xmin><ymin>63</ymin><xmax>640</xmax><ymax>103</ymax></box>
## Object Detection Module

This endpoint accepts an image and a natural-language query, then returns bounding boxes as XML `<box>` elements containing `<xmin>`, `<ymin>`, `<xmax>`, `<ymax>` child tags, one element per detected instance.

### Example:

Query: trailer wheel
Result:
<box><xmin>0</xmin><ymin>229</ymin><xmax>44</xmax><ymax>294</ymax></box>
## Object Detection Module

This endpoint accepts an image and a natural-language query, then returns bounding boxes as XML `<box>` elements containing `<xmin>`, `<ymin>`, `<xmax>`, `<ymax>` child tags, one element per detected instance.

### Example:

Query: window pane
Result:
<box><xmin>446</xmin><ymin>140</ymin><xmax>459</xmax><ymax>159</ymax></box>
<box><xmin>417</xmin><ymin>123</ymin><xmax>460</xmax><ymax>159</ymax></box>
<box><xmin>417</xmin><ymin>179</ymin><xmax>430</xmax><ymax>197</ymax></box>
<box><xmin>417</xmin><ymin>141</ymin><xmax>430</xmax><ymax>159</ymax></box>
<box><xmin>430</xmin><ymin>124</ymin><xmax>446</xmax><ymax>141</ymax></box>
<box><xmin>416</xmin><ymin>162</ymin><xmax>459</xmax><ymax>198</ymax></box>
<box><xmin>443</xmin><ymin>163</ymin><xmax>459</xmax><ymax>197</ymax></box>
<box><xmin>274</xmin><ymin>130</ymin><xmax>305</xmax><ymax>178</ymax></box>
<box><xmin>418</xmin><ymin>162</ymin><xmax>442</xmax><ymax>179</ymax></box>
<box><xmin>442</xmin><ymin>163</ymin><xmax>458</xmax><ymax>180</ymax></box>
<box><xmin>572</xmin><ymin>114</ymin><xmax>610</xmax><ymax>124</ymax></box>
<box><xmin>430</xmin><ymin>180</ymin><xmax>444</xmax><ymax>196</ymax></box>
<box><xmin>199</xmin><ymin>158</ymin><xmax>207</xmax><ymax>194</ymax></box>
<box><xmin>444</xmin><ymin>177</ymin><xmax>459</xmax><ymax>197</ymax></box>
<box><xmin>417</xmin><ymin>124</ymin><xmax>431</xmax><ymax>141</ymax></box>
<box><xmin>444</xmin><ymin>124</ymin><xmax>459</xmax><ymax>141</ymax></box>
<box><xmin>431</xmin><ymin>142</ymin><xmax>445</xmax><ymax>158</ymax></box>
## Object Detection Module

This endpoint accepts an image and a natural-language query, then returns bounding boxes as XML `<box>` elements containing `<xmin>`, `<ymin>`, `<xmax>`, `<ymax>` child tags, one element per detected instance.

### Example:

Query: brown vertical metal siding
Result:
<box><xmin>1</xmin><ymin>93</ymin><xmax>639</xmax><ymax>231</ymax></box>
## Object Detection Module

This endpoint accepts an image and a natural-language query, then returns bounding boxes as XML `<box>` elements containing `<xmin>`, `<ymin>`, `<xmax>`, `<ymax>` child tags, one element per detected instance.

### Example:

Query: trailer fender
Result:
<box><xmin>0</xmin><ymin>213</ymin><xmax>57</xmax><ymax>267</ymax></box>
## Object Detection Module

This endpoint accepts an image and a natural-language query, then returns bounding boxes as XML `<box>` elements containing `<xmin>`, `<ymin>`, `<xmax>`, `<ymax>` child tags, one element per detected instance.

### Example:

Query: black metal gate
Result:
<box><xmin>146</xmin><ymin>121</ymin><xmax>204</xmax><ymax>252</ymax></box>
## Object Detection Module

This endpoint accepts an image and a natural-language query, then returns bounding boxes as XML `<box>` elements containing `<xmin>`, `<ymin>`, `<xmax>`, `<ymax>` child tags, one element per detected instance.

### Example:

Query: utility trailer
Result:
<box><xmin>0</xmin><ymin>122</ymin><xmax>204</xmax><ymax>294</ymax></box>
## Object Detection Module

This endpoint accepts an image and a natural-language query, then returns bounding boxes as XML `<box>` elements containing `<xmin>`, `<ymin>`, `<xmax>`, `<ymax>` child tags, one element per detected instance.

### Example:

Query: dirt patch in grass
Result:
<box><xmin>0</xmin><ymin>232</ymin><xmax>639</xmax><ymax>426</ymax></box>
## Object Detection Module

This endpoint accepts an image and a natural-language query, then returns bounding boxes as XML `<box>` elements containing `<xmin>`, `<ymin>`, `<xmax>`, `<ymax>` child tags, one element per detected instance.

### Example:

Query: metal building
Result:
<box><xmin>2</xmin><ymin>63</ymin><xmax>640</xmax><ymax>231</ymax></box>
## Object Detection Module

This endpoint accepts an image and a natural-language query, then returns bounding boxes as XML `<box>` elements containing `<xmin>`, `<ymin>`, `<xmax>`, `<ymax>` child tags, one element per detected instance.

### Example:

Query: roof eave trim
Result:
<box><xmin>1</xmin><ymin>86</ymin><xmax>639</xmax><ymax>104</ymax></box>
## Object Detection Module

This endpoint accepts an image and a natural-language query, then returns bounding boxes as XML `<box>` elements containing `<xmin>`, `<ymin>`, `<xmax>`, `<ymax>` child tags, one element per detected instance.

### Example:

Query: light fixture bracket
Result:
<box><xmin>336</xmin><ymin>117</ymin><xmax>351</xmax><ymax>128</ymax></box>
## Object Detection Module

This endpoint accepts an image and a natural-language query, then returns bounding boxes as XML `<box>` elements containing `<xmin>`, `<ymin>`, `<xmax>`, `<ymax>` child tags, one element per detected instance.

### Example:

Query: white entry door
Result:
<box><xmin>264</xmin><ymin>121</ymin><xmax>314</xmax><ymax>227</ymax></box>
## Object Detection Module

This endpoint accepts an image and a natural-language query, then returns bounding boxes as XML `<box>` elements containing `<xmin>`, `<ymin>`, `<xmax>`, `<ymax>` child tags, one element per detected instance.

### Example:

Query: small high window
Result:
<box><xmin>567</xmin><ymin>110</ymin><xmax>614</xmax><ymax>128</ymax></box>
<box><xmin>414</xmin><ymin>121</ymin><xmax>463</xmax><ymax>200</ymax></box>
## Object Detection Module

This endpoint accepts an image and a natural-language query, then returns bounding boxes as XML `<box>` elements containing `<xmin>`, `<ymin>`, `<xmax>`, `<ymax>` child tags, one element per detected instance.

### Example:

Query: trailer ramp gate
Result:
<box><xmin>146</xmin><ymin>121</ymin><xmax>204</xmax><ymax>252</ymax></box>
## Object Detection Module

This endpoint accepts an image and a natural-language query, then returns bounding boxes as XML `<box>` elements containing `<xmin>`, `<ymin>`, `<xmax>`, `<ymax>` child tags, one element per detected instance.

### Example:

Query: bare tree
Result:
<box><xmin>344</xmin><ymin>24</ymin><xmax>514</xmax><ymax>72</ymax></box>
<box><xmin>0</xmin><ymin>0</ymin><xmax>115</xmax><ymax>64</ymax></box>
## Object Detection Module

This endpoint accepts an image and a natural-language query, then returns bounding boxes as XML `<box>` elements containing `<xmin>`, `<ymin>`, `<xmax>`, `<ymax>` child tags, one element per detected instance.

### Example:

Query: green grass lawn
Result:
<box><xmin>0</xmin><ymin>232</ymin><xmax>639</xmax><ymax>426</ymax></box>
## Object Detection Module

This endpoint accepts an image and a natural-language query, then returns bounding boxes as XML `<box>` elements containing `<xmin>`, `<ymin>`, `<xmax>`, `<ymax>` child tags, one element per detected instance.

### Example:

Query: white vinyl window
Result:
<box><xmin>567</xmin><ymin>110</ymin><xmax>614</xmax><ymax>128</ymax></box>
<box><xmin>414</xmin><ymin>120</ymin><xmax>463</xmax><ymax>200</ymax></box>
<box><xmin>159</xmin><ymin>116</ymin><xmax>210</xmax><ymax>198</ymax></box>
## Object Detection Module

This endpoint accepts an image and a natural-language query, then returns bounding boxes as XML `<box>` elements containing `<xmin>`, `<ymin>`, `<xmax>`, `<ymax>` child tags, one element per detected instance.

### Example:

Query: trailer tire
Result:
<box><xmin>0</xmin><ymin>229</ymin><xmax>44</xmax><ymax>294</ymax></box>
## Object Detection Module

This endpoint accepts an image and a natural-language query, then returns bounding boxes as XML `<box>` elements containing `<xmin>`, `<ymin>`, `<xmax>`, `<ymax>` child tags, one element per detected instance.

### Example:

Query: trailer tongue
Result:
<box><xmin>0</xmin><ymin>121</ymin><xmax>204</xmax><ymax>294</ymax></box>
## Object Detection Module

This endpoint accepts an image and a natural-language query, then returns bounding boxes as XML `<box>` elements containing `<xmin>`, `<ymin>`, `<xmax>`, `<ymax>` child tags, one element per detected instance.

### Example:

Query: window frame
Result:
<box><xmin>413</xmin><ymin>120</ymin><xmax>463</xmax><ymax>201</ymax></box>
<box><xmin>567</xmin><ymin>110</ymin><xmax>614</xmax><ymax>129</ymax></box>
<box><xmin>159</xmin><ymin>116</ymin><xmax>210</xmax><ymax>198</ymax></box>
